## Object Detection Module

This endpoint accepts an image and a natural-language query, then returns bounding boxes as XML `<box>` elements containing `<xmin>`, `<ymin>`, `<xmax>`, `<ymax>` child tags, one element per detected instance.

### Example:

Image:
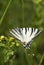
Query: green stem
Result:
<box><xmin>38</xmin><ymin>54</ymin><xmax>44</xmax><ymax>65</ymax></box>
<box><xmin>0</xmin><ymin>0</ymin><xmax>12</xmax><ymax>25</ymax></box>
<box><xmin>22</xmin><ymin>0</ymin><xmax>24</xmax><ymax>27</ymax></box>
<box><xmin>25</xmin><ymin>49</ymin><xmax>30</xmax><ymax>65</ymax></box>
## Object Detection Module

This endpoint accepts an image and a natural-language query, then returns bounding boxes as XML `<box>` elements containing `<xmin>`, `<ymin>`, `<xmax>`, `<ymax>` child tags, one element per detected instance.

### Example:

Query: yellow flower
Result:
<box><xmin>9</xmin><ymin>37</ymin><xmax>14</xmax><ymax>42</ymax></box>
<box><xmin>1</xmin><ymin>35</ymin><xmax>5</xmax><ymax>40</ymax></box>
<box><xmin>16</xmin><ymin>43</ymin><xmax>20</xmax><ymax>46</ymax></box>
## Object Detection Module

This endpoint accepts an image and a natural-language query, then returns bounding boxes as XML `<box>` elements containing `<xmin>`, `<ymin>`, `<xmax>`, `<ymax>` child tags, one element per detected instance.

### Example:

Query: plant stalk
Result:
<box><xmin>0</xmin><ymin>0</ymin><xmax>12</xmax><ymax>25</ymax></box>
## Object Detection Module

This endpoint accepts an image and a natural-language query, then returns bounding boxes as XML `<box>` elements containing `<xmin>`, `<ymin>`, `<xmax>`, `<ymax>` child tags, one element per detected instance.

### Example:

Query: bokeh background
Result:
<box><xmin>0</xmin><ymin>0</ymin><xmax>44</xmax><ymax>65</ymax></box>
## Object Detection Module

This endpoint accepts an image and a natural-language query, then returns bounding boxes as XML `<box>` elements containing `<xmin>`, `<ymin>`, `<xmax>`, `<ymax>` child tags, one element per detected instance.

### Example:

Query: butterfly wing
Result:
<box><xmin>25</xmin><ymin>28</ymin><xmax>41</xmax><ymax>48</ymax></box>
<box><xmin>9</xmin><ymin>27</ymin><xmax>41</xmax><ymax>48</ymax></box>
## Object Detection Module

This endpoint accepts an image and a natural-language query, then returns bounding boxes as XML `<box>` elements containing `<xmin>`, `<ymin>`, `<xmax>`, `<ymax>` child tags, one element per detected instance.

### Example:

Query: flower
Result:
<box><xmin>9</xmin><ymin>27</ymin><xmax>41</xmax><ymax>48</ymax></box>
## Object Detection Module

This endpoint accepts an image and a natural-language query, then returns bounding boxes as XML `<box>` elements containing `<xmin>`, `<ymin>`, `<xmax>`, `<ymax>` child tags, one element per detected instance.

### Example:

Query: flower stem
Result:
<box><xmin>22</xmin><ymin>0</ymin><xmax>24</xmax><ymax>27</ymax></box>
<box><xmin>24</xmin><ymin>49</ymin><xmax>30</xmax><ymax>65</ymax></box>
<box><xmin>38</xmin><ymin>54</ymin><xmax>44</xmax><ymax>65</ymax></box>
<box><xmin>0</xmin><ymin>0</ymin><xmax>12</xmax><ymax>25</ymax></box>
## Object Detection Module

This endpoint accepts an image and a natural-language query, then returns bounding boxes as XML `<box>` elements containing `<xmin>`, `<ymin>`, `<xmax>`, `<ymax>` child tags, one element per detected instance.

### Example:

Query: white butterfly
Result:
<box><xmin>9</xmin><ymin>27</ymin><xmax>41</xmax><ymax>48</ymax></box>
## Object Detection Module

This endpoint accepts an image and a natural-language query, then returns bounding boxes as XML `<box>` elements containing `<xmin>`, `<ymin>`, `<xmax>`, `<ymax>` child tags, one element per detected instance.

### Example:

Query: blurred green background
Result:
<box><xmin>0</xmin><ymin>0</ymin><xmax>44</xmax><ymax>65</ymax></box>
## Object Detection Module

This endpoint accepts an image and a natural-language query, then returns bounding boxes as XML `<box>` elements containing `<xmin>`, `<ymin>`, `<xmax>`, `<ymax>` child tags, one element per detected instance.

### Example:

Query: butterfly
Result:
<box><xmin>9</xmin><ymin>27</ymin><xmax>41</xmax><ymax>48</ymax></box>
